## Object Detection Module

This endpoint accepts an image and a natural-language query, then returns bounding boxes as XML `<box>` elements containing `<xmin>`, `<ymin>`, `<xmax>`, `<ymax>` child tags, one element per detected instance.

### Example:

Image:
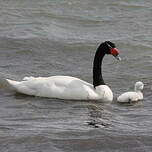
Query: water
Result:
<box><xmin>0</xmin><ymin>0</ymin><xmax>152</xmax><ymax>151</ymax></box>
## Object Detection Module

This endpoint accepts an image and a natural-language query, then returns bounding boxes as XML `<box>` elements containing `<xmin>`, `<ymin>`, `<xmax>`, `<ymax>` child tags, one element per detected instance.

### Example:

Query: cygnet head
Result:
<box><xmin>134</xmin><ymin>81</ymin><xmax>144</xmax><ymax>92</ymax></box>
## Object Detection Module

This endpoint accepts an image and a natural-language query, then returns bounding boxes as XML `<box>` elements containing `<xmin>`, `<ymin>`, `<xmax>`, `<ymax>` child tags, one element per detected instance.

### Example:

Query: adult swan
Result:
<box><xmin>6</xmin><ymin>41</ymin><xmax>121</xmax><ymax>102</ymax></box>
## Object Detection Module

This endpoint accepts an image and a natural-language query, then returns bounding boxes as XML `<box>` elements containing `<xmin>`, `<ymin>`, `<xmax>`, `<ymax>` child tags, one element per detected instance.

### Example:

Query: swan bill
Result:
<box><xmin>114</xmin><ymin>54</ymin><xmax>121</xmax><ymax>61</ymax></box>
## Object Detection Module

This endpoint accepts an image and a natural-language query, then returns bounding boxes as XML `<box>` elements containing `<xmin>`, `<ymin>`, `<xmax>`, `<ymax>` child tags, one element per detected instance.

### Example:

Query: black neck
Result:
<box><xmin>93</xmin><ymin>45</ymin><xmax>106</xmax><ymax>87</ymax></box>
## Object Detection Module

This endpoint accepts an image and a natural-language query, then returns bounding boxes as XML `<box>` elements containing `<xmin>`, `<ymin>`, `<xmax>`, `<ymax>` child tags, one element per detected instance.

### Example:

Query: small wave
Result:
<box><xmin>109</xmin><ymin>1</ymin><xmax>149</xmax><ymax>9</ymax></box>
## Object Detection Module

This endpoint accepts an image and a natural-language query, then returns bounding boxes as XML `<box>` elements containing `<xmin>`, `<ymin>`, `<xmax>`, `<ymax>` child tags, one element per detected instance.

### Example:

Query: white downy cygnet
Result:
<box><xmin>117</xmin><ymin>81</ymin><xmax>144</xmax><ymax>103</ymax></box>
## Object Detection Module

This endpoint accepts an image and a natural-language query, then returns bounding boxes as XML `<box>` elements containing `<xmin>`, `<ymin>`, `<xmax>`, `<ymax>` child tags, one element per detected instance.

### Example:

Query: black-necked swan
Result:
<box><xmin>117</xmin><ymin>81</ymin><xmax>144</xmax><ymax>103</ymax></box>
<box><xmin>6</xmin><ymin>41</ymin><xmax>121</xmax><ymax>102</ymax></box>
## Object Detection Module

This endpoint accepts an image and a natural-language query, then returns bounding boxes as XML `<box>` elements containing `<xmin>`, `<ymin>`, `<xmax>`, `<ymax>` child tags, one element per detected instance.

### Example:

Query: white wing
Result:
<box><xmin>6</xmin><ymin>76</ymin><xmax>98</xmax><ymax>100</ymax></box>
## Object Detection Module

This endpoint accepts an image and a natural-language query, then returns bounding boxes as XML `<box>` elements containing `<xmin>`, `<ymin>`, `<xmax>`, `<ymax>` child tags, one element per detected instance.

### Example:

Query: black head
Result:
<box><xmin>98</xmin><ymin>41</ymin><xmax>121</xmax><ymax>60</ymax></box>
<box><xmin>104</xmin><ymin>41</ymin><xmax>116</xmax><ymax>53</ymax></box>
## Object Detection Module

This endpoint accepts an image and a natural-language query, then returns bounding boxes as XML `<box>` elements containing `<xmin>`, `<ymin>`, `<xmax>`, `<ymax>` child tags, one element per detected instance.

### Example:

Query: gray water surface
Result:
<box><xmin>0</xmin><ymin>0</ymin><xmax>152</xmax><ymax>152</ymax></box>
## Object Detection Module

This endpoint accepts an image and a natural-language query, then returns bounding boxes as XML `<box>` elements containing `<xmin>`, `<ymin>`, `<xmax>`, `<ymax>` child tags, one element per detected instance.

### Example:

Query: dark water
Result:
<box><xmin>0</xmin><ymin>0</ymin><xmax>152</xmax><ymax>152</ymax></box>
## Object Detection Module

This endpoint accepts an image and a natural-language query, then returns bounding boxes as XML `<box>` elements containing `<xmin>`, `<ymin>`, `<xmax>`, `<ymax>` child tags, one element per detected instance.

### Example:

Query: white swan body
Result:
<box><xmin>117</xmin><ymin>81</ymin><xmax>144</xmax><ymax>103</ymax></box>
<box><xmin>6</xmin><ymin>76</ymin><xmax>113</xmax><ymax>102</ymax></box>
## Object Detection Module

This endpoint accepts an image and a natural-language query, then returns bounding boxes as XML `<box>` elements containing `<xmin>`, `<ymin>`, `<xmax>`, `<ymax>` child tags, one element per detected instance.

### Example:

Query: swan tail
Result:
<box><xmin>6</xmin><ymin>79</ymin><xmax>37</xmax><ymax>96</ymax></box>
<box><xmin>6</xmin><ymin>79</ymin><xmax>20</xmax><ymax>90</ymax></box>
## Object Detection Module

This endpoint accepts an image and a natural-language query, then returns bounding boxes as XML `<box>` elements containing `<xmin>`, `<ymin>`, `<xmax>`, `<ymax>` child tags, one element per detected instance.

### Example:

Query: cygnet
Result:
<box><xmin>117</xmin><ymin>81</ymin><xmax>144</xmax><ymax>103</ymax></box>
